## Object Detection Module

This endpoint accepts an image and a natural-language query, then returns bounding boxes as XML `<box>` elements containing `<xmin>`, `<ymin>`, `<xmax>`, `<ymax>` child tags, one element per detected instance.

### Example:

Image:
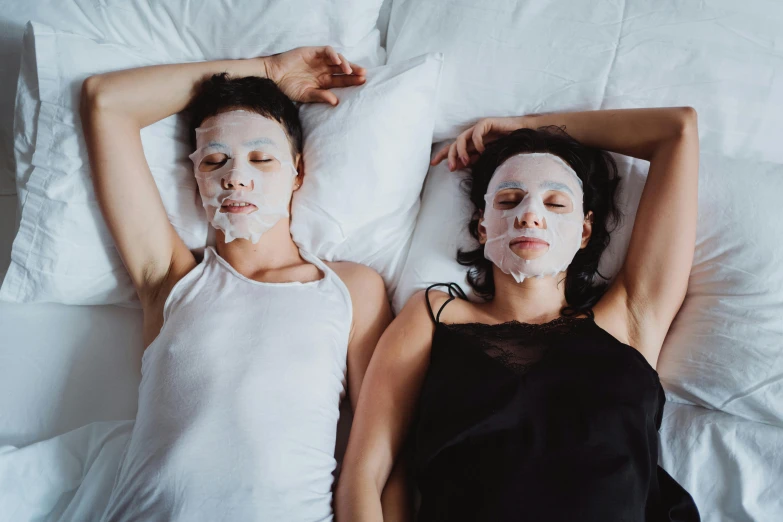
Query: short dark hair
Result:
<box><xmin>187</xmin><ymin>73</ymin><xmax>303</xmax><ymax>157</ymax></box>
<box><xmin>457</xmin><ymin>125</ymin><xmax>622</xmax><ymax>317</ymax></box>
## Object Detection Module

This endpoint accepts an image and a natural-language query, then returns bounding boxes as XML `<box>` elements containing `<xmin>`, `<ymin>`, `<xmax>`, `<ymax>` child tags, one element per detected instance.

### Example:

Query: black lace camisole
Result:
<box><xmin>413</xmin><ymin>283</ymin><xmax>700</xmax><ymax>522</ymax></box>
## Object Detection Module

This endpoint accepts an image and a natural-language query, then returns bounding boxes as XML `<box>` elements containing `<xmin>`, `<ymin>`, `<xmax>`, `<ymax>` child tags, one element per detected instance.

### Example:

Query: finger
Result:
<box><xmin>327</xmin><ymin>65</ymin><xmax>365</xmax><ymax>77</ymax></box>
<box><xmin>326</xmin><ymin>75</ymin><xmax>366</xmax><ymax>88</ymax></box>
<box><xmin>324</xmin><ymin>46</ymin><xmax>341</xmax><ymax>66</ymax></box>
<box><xmin>456</xmin><ymin>130</ymin><xmax>473</xmax><ymax>166</ymax></box>
<box><xmin>307</xmin><ymin>88</ymin><xmax>339</xmax><ymax>106</ymax></box>
<box><xmin>472</xmin><ymin>121</ymin><xmax>489</xmax><ymax>154</ymax></box>
<box><xmin>347</xmin><ymin>62</ymin><xmax>367</xmax><ymax>76</ymax></box>
<box><xmin>336</xmin><ymin>53</ymin><xmax>352</xmax><ymax>74</ymax></box>
<box><xmin>328</xmin><ymin>65</ymin><xmax>349</xmax><ymax>75</ymax></box>
<box><xmin>431</xmin><ymin>144</ymin><xmax>450</xmax><ymax>165</ymax></box>
<box><xmin>448</xmin><ymin>141</ymin><xmax>460</xmax><ymax>171</ymax></box>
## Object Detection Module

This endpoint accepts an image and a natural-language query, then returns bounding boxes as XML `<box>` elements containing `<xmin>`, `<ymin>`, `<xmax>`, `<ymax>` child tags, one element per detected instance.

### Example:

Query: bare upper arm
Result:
<box><xmin>595</xmin><ymin>107</ymin><xmax>699</xmax><ymax>366</ymax></box>
<box><xmin>80</xmin><ymin>76</ymin><xmax>195</xmax><ymax>304</ymax></box>
<box><xmin>328</xmin><ymin>262</ymin><xmax>393</xmax><ymax>411</ymax></box>
<box><xmin>340</xmin><ymin>289</ymin><xmax>435</xmax><ymax>489</ymax></box>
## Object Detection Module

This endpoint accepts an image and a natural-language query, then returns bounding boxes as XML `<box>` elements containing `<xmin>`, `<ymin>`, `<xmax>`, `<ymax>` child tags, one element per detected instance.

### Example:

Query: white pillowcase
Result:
<box><xmin>392</xmin><ymin>148</ymin><xmax>643</xmax><ymax>311</ymax></box>
<box><xmin>388</xmin><ymin>0</ymin><xmax>783</xmax><ymax>425</ymax></box>
<box><xmin>14</xmin><ymin>0</ymin><xmax>386</xmax><ymax>65</ymax></box>
<box><xmin>293</xmin><ymin>53</ymin><xmax>443</xmax><ymax>294</ymax></box>
<box><xmin>386</xmin><ymin>0</ymin><xmax>616</xmax><ymax>142</ymax></box>
<box><xmin>4</xmin><ymin>23</ymin><xmax>196</xmax><ymax>305</ymax></box>
<box><xmin>391</xmin><ymin>147</ymin><xmax>476</xmax><ymax>312</ymax></box>
<box><xmin>1</xmin><ymin>21</ymin><xmax>442</xmax><ymax>304</ymax></box>
<box><xmin>1</xmin><ymin>0</ymin><xmax>387</xmax><ymax>194</ymax></box>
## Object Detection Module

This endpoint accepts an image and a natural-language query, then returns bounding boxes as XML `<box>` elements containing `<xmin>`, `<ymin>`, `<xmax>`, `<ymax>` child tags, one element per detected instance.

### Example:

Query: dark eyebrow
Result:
<box><xmin>541</xmin><ymin>181</ymin><xmax>574</xmax><ymax>195</ymax></box>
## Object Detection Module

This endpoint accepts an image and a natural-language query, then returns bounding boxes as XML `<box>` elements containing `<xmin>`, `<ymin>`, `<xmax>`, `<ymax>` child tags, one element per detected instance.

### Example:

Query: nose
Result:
<box><xmin>221</xmin><ymin>171</ymin><xmax>254</xmax><ymax>191</ymax></box>
<box><xmin>514</xmin><ymin>212</ymin><xmax>546</xmax><ymax>229</ymax></box>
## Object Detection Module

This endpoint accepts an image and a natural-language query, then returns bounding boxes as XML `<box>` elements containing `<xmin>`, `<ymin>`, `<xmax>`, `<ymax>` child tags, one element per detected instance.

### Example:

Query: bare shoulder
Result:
<box><xmin>394</xmin><ymin>289</ymin><xmax>439</xmax><ymax>338</ymax></box>
<box><xmin>326</xmin><ymin>261</ymin><xmax>391</xmax><ymax>350</ymax></box>
<box><xmin>326</xmin><ymin>260</ymin><xmax>386</xmax><ymax>300</ymax></box>
<box><xmin>419</xmin><ymin>286</ymin><xmax>479</xmax><ymax>325</ymax></box>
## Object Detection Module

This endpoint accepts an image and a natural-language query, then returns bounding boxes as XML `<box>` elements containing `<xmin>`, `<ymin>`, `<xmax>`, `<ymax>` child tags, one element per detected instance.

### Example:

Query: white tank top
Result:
<box><xmin>102</xmin><ymin>247</ymin><xmax>352</xmax><ymax>522</ymax></box>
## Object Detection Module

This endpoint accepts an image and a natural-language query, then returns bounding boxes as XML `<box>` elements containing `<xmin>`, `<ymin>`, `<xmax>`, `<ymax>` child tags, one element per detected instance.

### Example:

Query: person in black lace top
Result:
<box><xmin>336</xmin><ymin>108</ymin><xmax>701</xmax><ymax>522</ymax></box>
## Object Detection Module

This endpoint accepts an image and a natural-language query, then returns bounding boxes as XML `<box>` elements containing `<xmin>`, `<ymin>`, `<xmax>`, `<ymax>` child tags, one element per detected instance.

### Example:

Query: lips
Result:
<box><xmin>510</xmin><ymin>236</ymin><xmax>550</xmax><ymax>251</ymax></box>
<box><xmin>220</xmin><ymin>199</ymin><xmax>258</xmax><ymax>214</ymax></box>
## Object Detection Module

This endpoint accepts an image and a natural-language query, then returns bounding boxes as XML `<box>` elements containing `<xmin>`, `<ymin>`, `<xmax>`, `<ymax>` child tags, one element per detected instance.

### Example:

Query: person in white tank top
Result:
<box><xmin>81</xmin><ymin>47</ymin><xmax>408</xmax><ymax>521</ymax></box>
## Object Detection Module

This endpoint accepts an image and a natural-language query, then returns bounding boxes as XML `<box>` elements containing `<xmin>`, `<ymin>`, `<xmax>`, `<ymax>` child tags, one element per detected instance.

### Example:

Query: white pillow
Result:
<box><xmin>386</xmin><ymin>0</ymin><xmax>616</xmax><ymax>142</ymax></box>
<box><xmin>391</xmin><ymin>147</ymin><xmax>476</xmax><ymax>312</ymax></box>
<box><xmin>388</xmin><ymin>0</ymin><xmax>783</xmax><ymax>426</ymax></box>
<box><xmin>293</xmin><ymin>53</ymin><xmax>443</xmax><ymax>295</ymax></box>
<box><xmin>392</xmin><ymin>148</ymin><xmax>643</xmax><ymax>311</ymax></box>
<box><xmin>16</xmin><ymin>0</ymin><xmax>386</xmax><ymax>66</ymax></box>
<box><xmin>1</xmin><ymin>22</ymin><xmax>442</xmax><ymax>304</ymax></box>
<box><xmin>4</xmin><ymin>23</ymin><xmax>197</xmax><ymax>305</ymax></box>
<box><xmin>2</xmin><ymin>0</ymin><xmax>387</xmax><ymax>194</ymax></box>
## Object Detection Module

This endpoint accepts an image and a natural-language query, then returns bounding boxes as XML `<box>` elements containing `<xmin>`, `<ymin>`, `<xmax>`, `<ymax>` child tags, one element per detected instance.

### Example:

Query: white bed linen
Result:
<box><xmin>1</xmin><ymin>0</ymin><xmax>387</xmax><ymax>197</ymax></box>
<box><xmin>0</xmin><ymin>1</ymin><xmax>38</xmax><ymax>196</ymax></box>
<box><xmin>1</xmin><ymin>2</ymin><xmax>781</xmax><ymax>521</ymax></box>
<box><xmin>3</xmin><ymin>399</ymin><xmax>781</xmax><ymax>522</ymax></box>
<box><xmin>659</xmin><ymin>402</ymin><xmax>783</xmax><ymax>522</ymax></box>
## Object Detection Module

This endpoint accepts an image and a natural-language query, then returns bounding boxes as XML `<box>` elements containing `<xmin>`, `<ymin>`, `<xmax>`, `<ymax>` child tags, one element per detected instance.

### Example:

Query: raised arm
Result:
<box><xmin>80</xmin><ymin>47</ymin><xmax>365</xmax><ymax>304</ymax></box>
<box><xmin>335</xmin><ymin>291</ymin><xmax>436</xmax><ymax>522</ymax></box>
<box><xmin>435</xmin><ymin>108</ymin><xmax>699</xmax><ymax>365</ymax></box>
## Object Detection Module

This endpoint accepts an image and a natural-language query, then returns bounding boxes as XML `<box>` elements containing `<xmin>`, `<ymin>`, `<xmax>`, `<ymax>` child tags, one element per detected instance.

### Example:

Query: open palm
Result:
<box><xmin>265</xmin><ymin>46</ymin><xmax>367</xmax><ymax>105</ymax></box>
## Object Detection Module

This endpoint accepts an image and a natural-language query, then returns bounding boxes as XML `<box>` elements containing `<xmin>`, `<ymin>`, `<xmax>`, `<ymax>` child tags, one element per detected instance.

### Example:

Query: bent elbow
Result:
<box><xmin>673</xmin><ymin>106</ymin><xmax>698</xmax><ymax>137</ymax></box>
<box><xmin>80</xmin><ymin>75</ymin><xmax>111</xmax><ymax>115</ymax></box>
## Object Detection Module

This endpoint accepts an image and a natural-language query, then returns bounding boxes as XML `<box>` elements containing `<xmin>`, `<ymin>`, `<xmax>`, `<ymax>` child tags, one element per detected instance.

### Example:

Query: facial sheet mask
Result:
<box><xmin>483</xmin><ymin>153</ymin><xmax>585</xmax><ymax>282</ymax></box>
<box><xmin>189</xmin><ymin>110</ymin><xmax>297</xmax><ymax>244</ymax></box>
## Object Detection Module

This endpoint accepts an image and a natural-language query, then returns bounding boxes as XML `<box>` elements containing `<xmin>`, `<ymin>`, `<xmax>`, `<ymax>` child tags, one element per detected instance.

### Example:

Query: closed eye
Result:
<box><xmin>494</xmin><ymin>189</ymin><xmax>524</xmax><ymax>208</ymax></box>
<box><xmin>199</xmin><ymin>152</ymin><xmax>229</xmax><ymax>171</ymax></box>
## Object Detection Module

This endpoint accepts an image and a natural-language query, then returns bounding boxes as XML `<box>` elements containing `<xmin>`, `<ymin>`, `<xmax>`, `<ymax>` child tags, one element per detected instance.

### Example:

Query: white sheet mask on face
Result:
<box><xmin>189</xmin><ymin>110</ymin><xmax>297</xmax><ymax>244</ymax></box>
<box><xmin>483</xmin><ymin>153</ymin><xmax>585</xmax><ymax>283</ymax></box>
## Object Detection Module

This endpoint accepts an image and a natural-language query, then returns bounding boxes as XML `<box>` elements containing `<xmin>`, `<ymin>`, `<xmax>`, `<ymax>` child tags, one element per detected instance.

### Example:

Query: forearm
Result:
<box><xmin>336</xmin><ymin>469</ymin><xmax>385</xmax><ymax>522</ymax></box>
<box><xmin>81</xmin><ymin>57</ymin><xmax>269</xmax><ymax>128</ymax></box>
<box><xmin>380</xmin><ymin>450</ymin><xmax>412</xmax><ymax>522</ymax></box>
<box><xmin>525</xmin><ymin>107</ymin><xmax>696</xmax><ymax>161</ymax></box>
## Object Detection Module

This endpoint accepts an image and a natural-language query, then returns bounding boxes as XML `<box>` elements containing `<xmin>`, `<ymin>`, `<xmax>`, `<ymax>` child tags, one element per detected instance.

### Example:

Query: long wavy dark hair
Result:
<box><xmin>457</xmin><ymin>125</ymin><xmax>622</xmax><ymax>317</ymax></box>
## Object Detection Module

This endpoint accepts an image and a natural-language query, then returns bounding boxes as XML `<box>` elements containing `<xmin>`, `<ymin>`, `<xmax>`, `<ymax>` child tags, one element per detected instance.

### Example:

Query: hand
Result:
<box><xmin>432</xmin><ymin>116</ymin><xmax>530</xmax><ymax>171</ymax></box>
<box><xmin>263</xmin><ymin>46</ymin><xmax>367</xmax><ymax>105</ymax></box>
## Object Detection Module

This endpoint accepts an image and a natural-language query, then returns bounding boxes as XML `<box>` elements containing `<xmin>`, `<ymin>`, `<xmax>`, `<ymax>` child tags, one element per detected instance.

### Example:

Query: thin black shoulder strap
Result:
<box><xmin>425</xmin><ymin>283</ymin><xmax>468</xmax><ymax>324</ymax></box>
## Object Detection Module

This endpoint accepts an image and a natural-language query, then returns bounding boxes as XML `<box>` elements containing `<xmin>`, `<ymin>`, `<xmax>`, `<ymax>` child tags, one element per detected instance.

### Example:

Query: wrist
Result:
<box><xmin>223</xmin><ymin>57</ymin><xmax>272</xmax><ymax>80</ymax></box>
<box><xmin>515</xmin><ymin>114</ymin><xmax>539</xmax><ymax>130</ymax></box>
<box><xmin>258</xmin><ymin>55</ymin><xmax>277</xmax><ymax>82</ymax></box>
<box><xmin>259</xmin><ymin>56</ymin><xmax>273</xmax><ymax>81</ymax></box>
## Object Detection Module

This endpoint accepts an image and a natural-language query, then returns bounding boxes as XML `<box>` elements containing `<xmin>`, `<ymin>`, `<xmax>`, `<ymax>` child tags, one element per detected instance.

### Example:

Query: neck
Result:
<box><xmin>215</xmin><ymin>218</ymin><xmax>302</xmax><ymax>274</ymax></box>
<box><xmin>485</xmin><ymin>265</ymin><xmax>569</xmax><ymax>324</ymax></box>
